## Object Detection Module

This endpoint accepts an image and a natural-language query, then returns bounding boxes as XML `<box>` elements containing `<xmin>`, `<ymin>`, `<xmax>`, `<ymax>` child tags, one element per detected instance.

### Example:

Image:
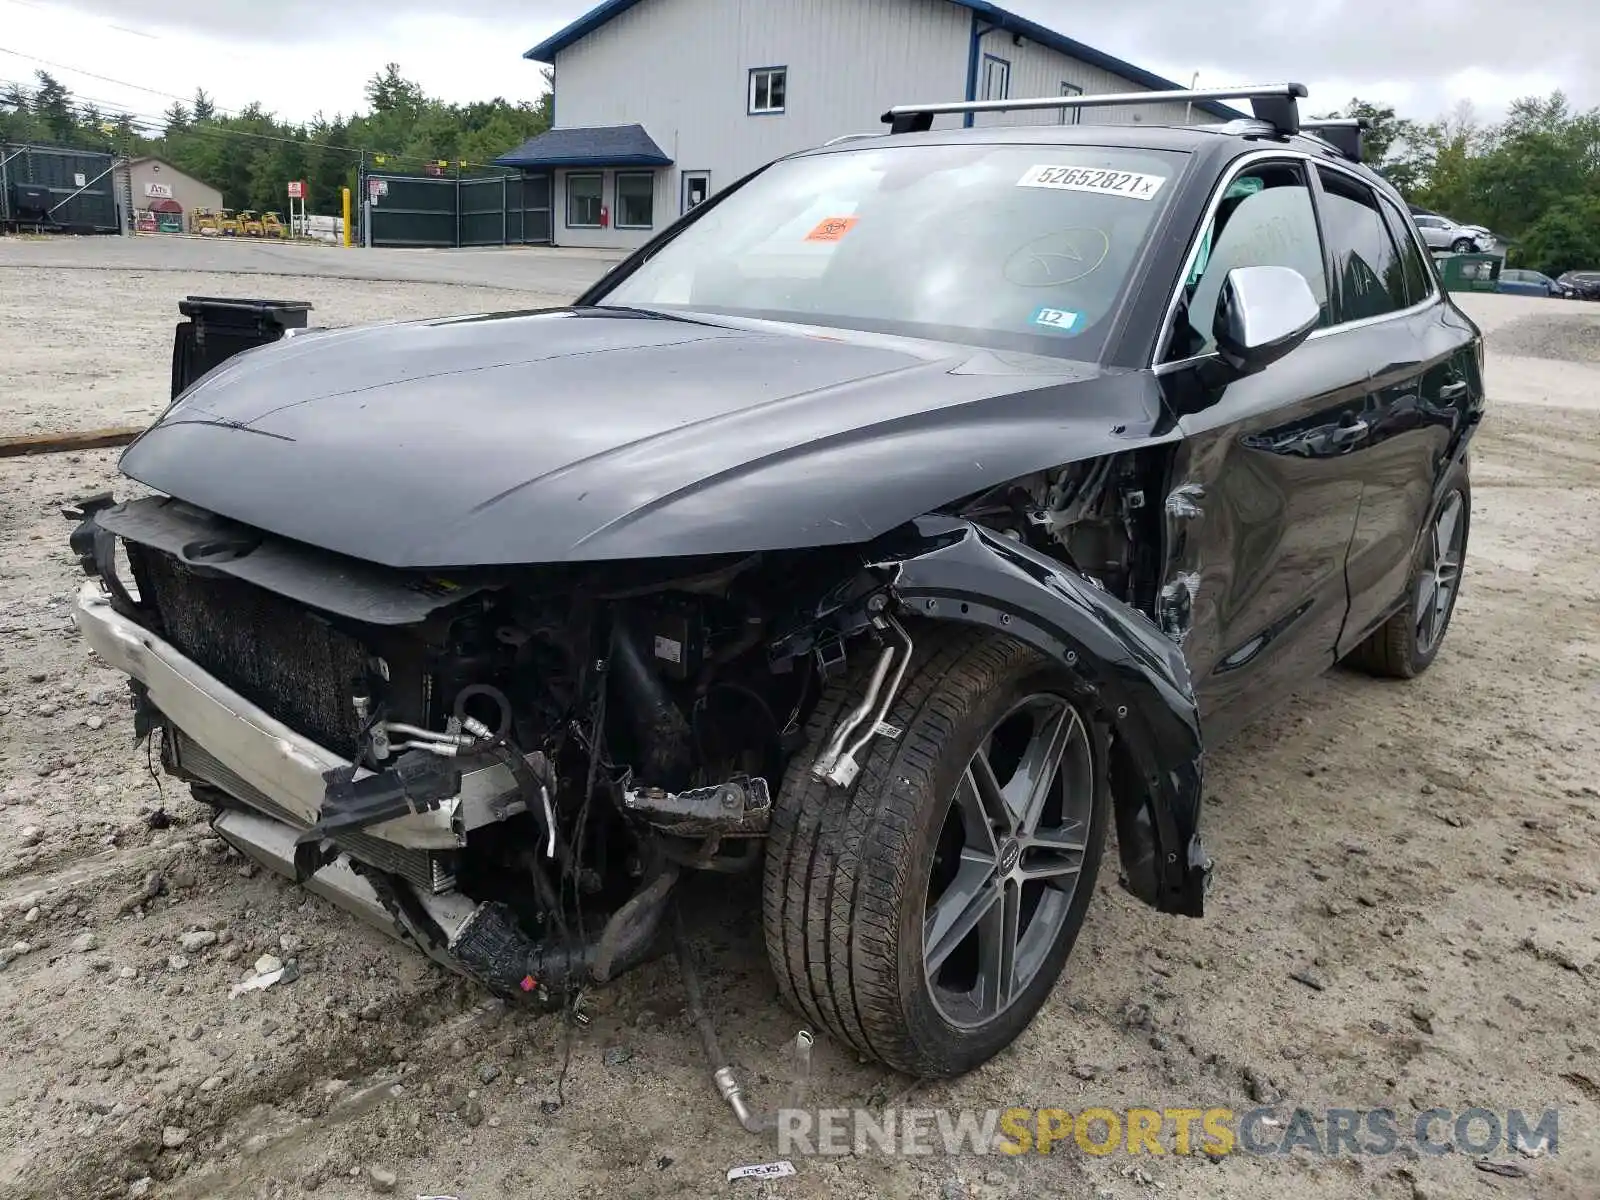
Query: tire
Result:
<box><xmin>762</xmin><ymin>626</ymin><xmax>1109</xmax><ymax>1077</ymax></box>
<box><xmin>1451</xmin><ymin>238</ymin><xmax>1476</xmax><ymax>253</ymax></box>
<box><xmin>1344</xmin><ymin>465</ymin><xmax>1470</xmax><ymax>679</ymax></box>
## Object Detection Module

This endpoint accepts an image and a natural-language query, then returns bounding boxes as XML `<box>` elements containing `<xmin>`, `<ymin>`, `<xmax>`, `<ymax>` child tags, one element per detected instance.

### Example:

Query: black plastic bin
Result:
<box><xmin>170</xmin><ymin>296</ymin><xmax>313</xmax><ymax>399</ymax></box>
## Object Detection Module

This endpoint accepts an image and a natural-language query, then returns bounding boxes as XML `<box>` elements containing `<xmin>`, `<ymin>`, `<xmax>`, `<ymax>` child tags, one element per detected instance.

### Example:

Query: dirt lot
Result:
<box><xmin>1</xmin><ymin>244</ymin><xmax>1596</xmax><ymax>1200</ymax></box>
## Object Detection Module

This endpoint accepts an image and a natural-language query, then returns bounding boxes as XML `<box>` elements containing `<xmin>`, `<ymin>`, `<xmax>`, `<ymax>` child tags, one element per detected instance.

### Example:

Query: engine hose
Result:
<box><xmin>490</xmin><ymin>741</ymin><xmax>570</xmax><ymax>872</ymax></box>
<box><xmin>672</xmin><ymin>905</ymin><xmax>813</xmax><ymax>1134</ymax></box>
<box><xmin>590</xmin><ymin>859</ymin><xmax>680</xmax><ymax>983</ymax></box>
<box><xmin>453</xmin><ymin>683</ymin><xmax>513</xmax><ymax>741</ymax></box>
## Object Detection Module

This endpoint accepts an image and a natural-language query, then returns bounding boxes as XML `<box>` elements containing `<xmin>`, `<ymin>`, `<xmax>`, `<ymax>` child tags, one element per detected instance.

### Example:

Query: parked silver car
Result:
<box><xmin>1412</xmin><ymin>212</ymin><xmax>1489</xmax><ymax>253</ymax></box>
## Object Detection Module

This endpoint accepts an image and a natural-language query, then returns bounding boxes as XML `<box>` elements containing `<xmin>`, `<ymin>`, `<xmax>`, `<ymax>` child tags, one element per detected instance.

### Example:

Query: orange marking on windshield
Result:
<box><xmin>805</xmin><ymin>216</ymin><xmax>859</xmax><ymax>242</ymax></box>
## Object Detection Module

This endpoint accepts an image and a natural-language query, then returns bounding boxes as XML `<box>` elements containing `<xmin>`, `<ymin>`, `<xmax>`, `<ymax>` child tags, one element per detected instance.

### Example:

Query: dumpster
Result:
<box><xmin>1434</xmin><ymin>252</ymin><xmax>1501</xmax><ymax>293</ymax></box>
<box><xmin>0</xmin><ymin>143</ymin><xmax>119</xmax><ymax>232</ymax></box>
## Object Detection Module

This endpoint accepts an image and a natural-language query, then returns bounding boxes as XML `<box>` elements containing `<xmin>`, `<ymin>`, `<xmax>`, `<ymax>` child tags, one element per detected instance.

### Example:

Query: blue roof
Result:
<box><xmin>494</xmin><ymin>123</ymin><xmax>673</xmax><ymax>169</ymax></box>
<box><xmin>522</xmin><ymin>0</ymin><xmax>1242</xmax><ymax>121</ymax></box>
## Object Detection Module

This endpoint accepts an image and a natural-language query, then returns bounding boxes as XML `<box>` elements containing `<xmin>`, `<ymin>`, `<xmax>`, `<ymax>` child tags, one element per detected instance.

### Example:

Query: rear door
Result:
<box><xmin>1334</xmin><ymin>177</ymin><xmax>1483</xmax><ymax>651</ymax></box>
<box><xmin>1156</xmin><ymin>157</ymin><xmax>1371</xmax><ymax>740</ymax></box>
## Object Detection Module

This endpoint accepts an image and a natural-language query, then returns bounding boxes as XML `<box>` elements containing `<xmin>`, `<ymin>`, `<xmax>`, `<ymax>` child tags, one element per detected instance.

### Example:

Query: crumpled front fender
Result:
<box><xmin>872</xmin><ymin>516</ymin><xmax>1210</xmax><ymax>917</ymax></box>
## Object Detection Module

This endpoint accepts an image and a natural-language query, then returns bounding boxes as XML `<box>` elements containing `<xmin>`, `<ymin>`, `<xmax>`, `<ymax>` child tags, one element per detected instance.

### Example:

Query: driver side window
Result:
<box><xmin>1165</xmin><ymin>161</ymin><xmax>1329</xmax><ymax>362</ymax></box>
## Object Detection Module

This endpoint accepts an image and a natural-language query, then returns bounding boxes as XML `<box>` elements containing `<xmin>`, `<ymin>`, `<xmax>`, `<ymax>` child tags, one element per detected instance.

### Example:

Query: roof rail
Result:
<box><xmin>820</xmin><ymin>132</ymin><xmax>883</xmax><ymax>147</ymax></box>
<box><xmin>881</xmin><ymin>83</ymin><xmax>1309</xmax><ymax>137</ymax></box>
<box><xmin>1299</xmin><ymin>118</ymin><xmax>1369</xmax><ymax>164</ymax></box>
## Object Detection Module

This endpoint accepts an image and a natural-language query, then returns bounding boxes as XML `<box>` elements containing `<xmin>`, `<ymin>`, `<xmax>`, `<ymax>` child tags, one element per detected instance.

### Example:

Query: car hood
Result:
<box><xmin>120</xmin><ymin>307</ymin><xmax>1172</xmax><ymax>567</ymax></box>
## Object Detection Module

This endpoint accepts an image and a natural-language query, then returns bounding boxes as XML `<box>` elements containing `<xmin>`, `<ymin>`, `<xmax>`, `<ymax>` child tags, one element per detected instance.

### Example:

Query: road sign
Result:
<box><xmin>287</xmin><ymin>180</ymin><xmax>306</xmax><ymax>199</ymax></box>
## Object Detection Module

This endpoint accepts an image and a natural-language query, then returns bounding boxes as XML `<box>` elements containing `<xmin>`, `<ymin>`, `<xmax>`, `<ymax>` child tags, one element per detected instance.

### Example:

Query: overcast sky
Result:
<box><xmin>2</xmin><ymin>0</ymin><xmax>1594</xmax><ymax>130</ymax></box>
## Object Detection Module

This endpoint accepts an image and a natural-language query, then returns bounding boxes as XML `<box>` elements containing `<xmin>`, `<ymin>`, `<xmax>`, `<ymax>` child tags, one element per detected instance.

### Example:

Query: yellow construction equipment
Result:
<box><xmin>217</xmin><ymin>209</ymin><xmax>241</xmax><ymax>236</ymax></box>
<box><xmin>239</xmin><ymin>210</ymin><xmax>265</xmax><ymax>237</ymax></box>
<box><xmin>261</xmin><ymin>211</ymin><xmax>286</xmax><ymax>238</ymax></box>
<box><xmin>193</xmin><ymin>209</ymin><xmax>220</xmax><ymax>236</ymax></box>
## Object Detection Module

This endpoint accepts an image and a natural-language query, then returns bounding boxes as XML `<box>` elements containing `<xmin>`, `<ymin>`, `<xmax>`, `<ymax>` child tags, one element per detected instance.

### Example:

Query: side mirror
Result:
<box><xmin>1213</xmin><ymin>265</ymin><xmax>1320</xmax><ymax>376</ymax></box>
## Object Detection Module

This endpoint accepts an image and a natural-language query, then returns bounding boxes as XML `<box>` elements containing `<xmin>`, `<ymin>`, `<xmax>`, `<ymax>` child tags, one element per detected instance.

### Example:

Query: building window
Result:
<box><xmin>749</xmin><ymin>67</ymin><xmax>787</xmax><ymax>115</ymax></box>
<box><xmin>566</xmin><ymin>173</ymin><xmax>603</xmax><ymax>228</ymax></box>
<box><xmin>615</xmin><ymin>171</ymin><xmax>655</xmax><ymax>229</ymax></box>
<box><xmin>981</xmin><ymin>54</ymin><xmax>1010</xmax><ymax>101</ymax></box>
<box><xmin>1059</xmin><ymin>81</ymin><xmax>1083</xmax><ymax>125</ymax></box>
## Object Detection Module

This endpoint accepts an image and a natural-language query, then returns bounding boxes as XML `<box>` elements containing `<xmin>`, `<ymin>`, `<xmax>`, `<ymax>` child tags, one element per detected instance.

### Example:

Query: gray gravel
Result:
<box><xmin>1486</xmin><ymin>309</ymin><xmax>1600</xmax><ymax>364</ymax></box>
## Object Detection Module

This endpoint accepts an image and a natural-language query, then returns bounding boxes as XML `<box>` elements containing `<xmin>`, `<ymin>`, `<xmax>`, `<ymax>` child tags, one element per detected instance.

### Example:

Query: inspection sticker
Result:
<box><xmin>1032</xmin><ymin>306</ymin><xmax>1082</xmax><ymax>333</ymax></box>
<box><xmin>1017</xmin><ymin>165</ymin><xmax>1167</xmax><ymax>200</ymax></box>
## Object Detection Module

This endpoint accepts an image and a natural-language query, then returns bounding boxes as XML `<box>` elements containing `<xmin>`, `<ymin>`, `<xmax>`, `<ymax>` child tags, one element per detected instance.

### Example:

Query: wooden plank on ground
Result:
<box><xmin>0</xmin><ymin>427</ymin><xmax>144</xmax><ymax>459</ymax></box>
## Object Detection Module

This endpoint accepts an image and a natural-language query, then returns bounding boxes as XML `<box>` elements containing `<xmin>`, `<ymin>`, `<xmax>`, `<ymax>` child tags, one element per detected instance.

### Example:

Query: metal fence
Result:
<box><xmin>0</xmin><ymin>142</ymin><xmax>120</xmax><ymax>232</ymax></box>
<box><xmin>361</xmin><ymin>171</ymin><xmax>551</xmax><ymax>248</ymax></box>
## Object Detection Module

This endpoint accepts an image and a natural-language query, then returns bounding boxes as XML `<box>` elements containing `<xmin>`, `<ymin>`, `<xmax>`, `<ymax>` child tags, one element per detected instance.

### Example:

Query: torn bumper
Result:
<box><xmin>73</xmin><ymin>580</ymin><xmax>665</xmax><ymax>994</ymax></box>
<box><xmin>71</xmin><ymin>581</ymin><xmax>525</xmax><ymax>852</ymax></box>
<box><xmin>212</xmin><ymin>806</ymin><xmax>478</xmax><ymax>973</ymax></box>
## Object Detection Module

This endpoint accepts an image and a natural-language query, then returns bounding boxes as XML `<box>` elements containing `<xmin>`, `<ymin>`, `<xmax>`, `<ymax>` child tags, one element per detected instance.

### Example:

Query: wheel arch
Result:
<box><xmin>869</xmin><ymin>516</ymin><xmax>1210</xmax><ymax>917</ymax></box>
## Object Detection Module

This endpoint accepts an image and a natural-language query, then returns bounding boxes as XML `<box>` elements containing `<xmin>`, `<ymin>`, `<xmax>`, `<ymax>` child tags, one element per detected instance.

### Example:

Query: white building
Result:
<box><xmin>498</xmin><ymin>0</ymin><xmax>1238</xmax><ymax>250</ymax></box>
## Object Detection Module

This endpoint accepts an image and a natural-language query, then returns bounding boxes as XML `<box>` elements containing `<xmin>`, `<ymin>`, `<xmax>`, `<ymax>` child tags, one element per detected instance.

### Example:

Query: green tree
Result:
<box><xmin>4</xmin><ymin>61</ymin><xmax>551</xmax><ymax>216</ymax></box>
<box><xmin>364</xmin><ymin>64</ymin><xmax>425</xmax><ymax>121</ymax></box>
<box><xmin>1516</xmin><ymin>195</ymin><xmax>1600</xmax><ymax>275</ymax></box>
<box><xmin>1405</xmin><ymin>104</ymin><xmax>1487</xmax><ymax>218</ymax></box>
<box><xmin>0</xmin><ymin>79</ymin><xmax>39</xmax><ymax>142</ymax></box>
<box><xmin>1469</xmin><ymin>93</ymin><xmax>1600</xmax><ymax>236</ymax></box>
<box><xmin>31</xmin><ymin>71</ymin><xmax>75</xmax><ymax>143</ymax></box>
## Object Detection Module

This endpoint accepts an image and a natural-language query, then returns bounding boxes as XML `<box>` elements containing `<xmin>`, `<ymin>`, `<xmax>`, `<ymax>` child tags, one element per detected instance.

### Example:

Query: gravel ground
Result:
<box><xmin>0</xmin><ymin>253</ymin><xmax>1597</xmax><ymax>1200</ymax></box>
<box><xmin>0</xmin><ymin>265</ymin><xmax>574</xmax><ymax>439</ymax></box>
<box><xmin>1487</xmin><ymin>307</ymin><xmax>1600</xmax><ymax>365</ymax></box>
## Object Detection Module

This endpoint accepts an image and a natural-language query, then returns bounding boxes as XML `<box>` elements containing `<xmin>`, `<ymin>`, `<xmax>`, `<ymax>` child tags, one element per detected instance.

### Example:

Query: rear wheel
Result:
<box><xmin>762</xmin><ymin>628</ymin><xmax>1109</xmax><ymax>1077</ymax></box>
<box><xmin>1345</xmin><ymin>467</ymin><xmax>1470</xmax><ymax>678</ymax></box>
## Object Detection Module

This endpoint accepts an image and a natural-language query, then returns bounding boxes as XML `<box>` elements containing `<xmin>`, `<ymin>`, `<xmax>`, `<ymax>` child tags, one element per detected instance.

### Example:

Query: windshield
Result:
<box><xmin>598</xmin><ymin>142</ymin><xmax>1188</xmax><ymax>358</ymax></box>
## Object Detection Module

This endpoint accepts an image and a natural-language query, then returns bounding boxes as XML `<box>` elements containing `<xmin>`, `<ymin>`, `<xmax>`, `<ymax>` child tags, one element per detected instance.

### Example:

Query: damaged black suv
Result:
<box><xmin>69</xmin><ymin>85</ymin><xmax>1483</xmax><ymax>1080</ymax></box>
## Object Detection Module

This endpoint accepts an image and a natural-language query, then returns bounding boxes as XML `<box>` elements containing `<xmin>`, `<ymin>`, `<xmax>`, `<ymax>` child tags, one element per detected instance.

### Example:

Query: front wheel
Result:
<box><xmin>763</xmin><ymin>628</ymin><xmax>1109</xmax><ymax>1077</ymax></box>
<box><xmin>1451</xmin><ymin>238</ymin><xmax>1476</xmax><ymax>253</ymax></box>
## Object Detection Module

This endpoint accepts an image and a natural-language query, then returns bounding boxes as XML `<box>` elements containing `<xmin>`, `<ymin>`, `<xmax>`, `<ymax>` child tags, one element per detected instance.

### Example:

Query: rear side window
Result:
<box><xmin>1379</xmin><ymin>196</ymin><xmax>1435</xmax><ymax>307</ymax></box>
<box><xmin>1316</xmin><ymin>168</ymin><xmax>1409</xmax><ymax>322</ymax></box>
<box><xmin>1166</xmin><ymin>160</ymin><xmax>1328</xmax><ymax>361</ymax></box>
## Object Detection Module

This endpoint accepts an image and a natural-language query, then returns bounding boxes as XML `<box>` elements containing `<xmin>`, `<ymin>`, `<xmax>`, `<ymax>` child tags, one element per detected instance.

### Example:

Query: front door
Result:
<box><xmin>1156</xmin><ymin>159</ymin><xmax>1369</xmax><ymax>740</ymax></box>
<box><xmin>681</xmin><ymin>171</ymin><xmax>711</xmax><ymax>215</ymax></box>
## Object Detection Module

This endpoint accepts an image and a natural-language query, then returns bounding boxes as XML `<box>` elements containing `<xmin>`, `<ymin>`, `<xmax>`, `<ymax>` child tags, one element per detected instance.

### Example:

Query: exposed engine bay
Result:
<box><xmin>67</xmin><ymin>427</ymin><xmax>1201</xmax><ymax>1004</ymax></box>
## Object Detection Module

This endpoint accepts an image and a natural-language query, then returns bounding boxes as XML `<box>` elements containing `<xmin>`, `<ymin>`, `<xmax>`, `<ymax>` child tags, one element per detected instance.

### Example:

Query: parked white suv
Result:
<box><xmin>1412</xmin><ymin>212</ymin><xmax>1490</xmax><ymax>253</ymax></box>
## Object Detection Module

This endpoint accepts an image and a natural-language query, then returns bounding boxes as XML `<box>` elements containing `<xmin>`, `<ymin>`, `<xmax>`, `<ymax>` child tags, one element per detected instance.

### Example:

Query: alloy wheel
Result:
<box><xmin>1416</xmin><ymin>489</ymin><xmax>1466</xmax><ymax>655</ymax></box>
<box><xmin>923</xmin><ymin>693</ymin><xmax>1094</xmax><ymax>1029</ymax></box>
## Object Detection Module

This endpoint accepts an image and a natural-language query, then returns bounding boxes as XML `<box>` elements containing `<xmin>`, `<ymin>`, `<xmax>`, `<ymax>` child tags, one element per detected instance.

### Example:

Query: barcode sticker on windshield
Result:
<box><xmin>1017</xmin><ymin>165</ymin><xmax>1167</xmax><ymax>201</ymax></box>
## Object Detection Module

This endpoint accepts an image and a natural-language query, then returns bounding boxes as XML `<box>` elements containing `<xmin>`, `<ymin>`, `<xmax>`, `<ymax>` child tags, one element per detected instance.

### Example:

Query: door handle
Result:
<box><xmin>1439</xmin><ymin>381</ymin><xmax>1470</xmax><ymax>400</ymax></box>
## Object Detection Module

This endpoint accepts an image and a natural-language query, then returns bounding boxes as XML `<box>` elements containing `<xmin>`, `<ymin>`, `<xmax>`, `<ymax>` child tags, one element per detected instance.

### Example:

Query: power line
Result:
<box><xmin>0</xmin><ymin>45</ymin><xmax>202</xmax><ymax>108</ymax></box>
<box><xmin>0</xmin><ymin>0</ymin><xmax>261</xmax><ymax>64</ymax></box>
